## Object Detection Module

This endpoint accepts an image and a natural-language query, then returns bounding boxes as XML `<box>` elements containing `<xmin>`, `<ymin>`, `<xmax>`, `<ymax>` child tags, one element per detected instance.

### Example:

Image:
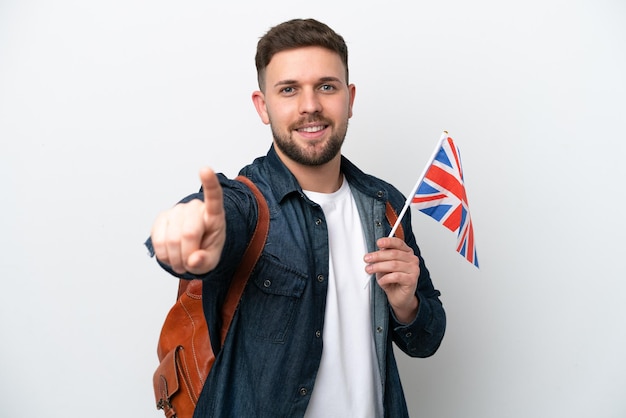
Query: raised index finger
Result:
<box><xmin>199</xmin><ymin>167</ymin><xmax>224</xmax><ymax>218</ymax></box>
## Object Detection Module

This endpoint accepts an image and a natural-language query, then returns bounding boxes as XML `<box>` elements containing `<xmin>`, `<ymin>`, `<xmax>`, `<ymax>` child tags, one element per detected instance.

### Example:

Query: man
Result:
<box><xmin>148</xmin><ymin>18</ymin><xmax>445</xmax><ymax>417</ymax></box>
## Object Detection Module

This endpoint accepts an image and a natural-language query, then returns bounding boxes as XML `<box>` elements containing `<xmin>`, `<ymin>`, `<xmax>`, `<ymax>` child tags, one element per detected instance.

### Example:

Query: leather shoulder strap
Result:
<box><xmin>385</xmin><ymin>202</ymin><xmax>405</xmax><ymax>241</ymax></box>
<box><xmin>219</xmin><ymin>175</ymin><xmax>270</xmax><ymax>344</ymax></box>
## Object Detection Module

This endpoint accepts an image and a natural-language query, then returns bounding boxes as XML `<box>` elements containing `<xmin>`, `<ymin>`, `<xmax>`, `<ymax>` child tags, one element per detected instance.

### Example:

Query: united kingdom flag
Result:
<box><xmin>412</xmin><ymin>135</ymin><xmax>479</xmax><ymax>267</ymax></box>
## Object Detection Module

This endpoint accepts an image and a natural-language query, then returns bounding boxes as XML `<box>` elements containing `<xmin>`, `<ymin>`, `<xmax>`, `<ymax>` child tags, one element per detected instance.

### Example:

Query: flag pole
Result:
<box><xmin>388</xmin><ymin>131</ymin><xmax>449</xmax><ymax>238</ymax></box>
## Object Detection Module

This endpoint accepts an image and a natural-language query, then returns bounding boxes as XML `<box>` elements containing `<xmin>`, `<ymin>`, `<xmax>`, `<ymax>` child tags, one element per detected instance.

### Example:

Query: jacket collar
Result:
<box><xmin>258</xmin><ymin>145</ymin><xmax>389</xmax><ymax>204</ymax></box>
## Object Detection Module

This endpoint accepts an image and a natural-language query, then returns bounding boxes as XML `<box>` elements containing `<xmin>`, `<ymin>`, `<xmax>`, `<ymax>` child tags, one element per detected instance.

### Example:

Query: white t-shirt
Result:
<box><xmin>303</xmin><ymin>177</ymin><xmax>383</xmax><ymax>418</ymax></box>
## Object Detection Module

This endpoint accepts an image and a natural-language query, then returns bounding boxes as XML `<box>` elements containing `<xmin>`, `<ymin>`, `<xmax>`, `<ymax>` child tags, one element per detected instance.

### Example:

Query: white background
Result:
<box><xmin>1</xmin><ymin>1</ymin><xmax>625</xmax><ymax>417</ymax></box>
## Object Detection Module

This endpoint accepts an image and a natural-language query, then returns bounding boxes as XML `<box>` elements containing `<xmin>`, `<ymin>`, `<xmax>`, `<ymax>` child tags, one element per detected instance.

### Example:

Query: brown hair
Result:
<box><xmin>255</xmin><ymin>18</ymin><xmax>349</xmax><ymax>91</ymax></box>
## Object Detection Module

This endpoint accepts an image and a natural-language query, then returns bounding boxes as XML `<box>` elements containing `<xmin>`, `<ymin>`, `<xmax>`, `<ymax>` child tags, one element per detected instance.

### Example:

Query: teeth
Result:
<box><xmin>300</xmin><ymin>125</ymin><xmax>324</xmax><ymax>133</ymax></box>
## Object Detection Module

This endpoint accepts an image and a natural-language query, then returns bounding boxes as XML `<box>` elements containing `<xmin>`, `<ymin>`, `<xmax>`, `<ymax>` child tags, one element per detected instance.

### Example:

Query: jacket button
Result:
<box><xmin>299</xmin><ymin>387</ymin><xmax>308</xmax><ymax>396</ymax></box>
<box><xmin>377</xmin><ymin>190</ymin><xmax>384</xmax><ymax>198</ymax></box>
<box><xmin>376</xmin><ymin>326</ymin><xmax>383</xmax><ymax>333</ymax></box>
<box><xmin>315</xmin><ymin>330</ymin><xmax>321</xmax><ymax>338</ymax></box>
<box><xmin>263</xmin><ymin>279</ymin><xmax>271</xmax><ymax>287</ymax></box>
<box><xmin>315</xmin><ymin>218</ymin><xmax>322</xmax><ymax>225</ymax></box>
<box><xmin>317</xmin><ymin>274</ymin><xmax>324</xmax><ymax>283</ymax></box>
<box><xmin>375</xmin><ymin>220</ymin><xmax>382</xmax><ymax>228</ymax></box>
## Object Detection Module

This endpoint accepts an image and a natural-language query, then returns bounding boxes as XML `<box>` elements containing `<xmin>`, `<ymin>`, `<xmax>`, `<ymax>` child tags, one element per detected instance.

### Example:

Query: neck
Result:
<box><xmin>278</xmin><ymin>151</ymin><xmax>343</xmax><ymax>193</ymax></box>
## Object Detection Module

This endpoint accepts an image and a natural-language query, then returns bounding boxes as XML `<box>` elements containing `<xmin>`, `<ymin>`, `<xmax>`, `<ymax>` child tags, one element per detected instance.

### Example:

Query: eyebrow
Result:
<box><xmin>273</xmin><ymin>76</ymin><xmax>343</xmax><ymax>89</ymax></box>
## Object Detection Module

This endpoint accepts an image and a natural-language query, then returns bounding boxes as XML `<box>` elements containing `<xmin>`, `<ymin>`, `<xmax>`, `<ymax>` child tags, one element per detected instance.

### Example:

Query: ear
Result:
<box><xmin>252</xmin><ymin>90</ymin><xmax>270</xmax><ymax>125</ymax></box>
<box><xmin>348</xmin><ymin>83</ymin><xmax>356</xmax><ymax>119</ymax></box>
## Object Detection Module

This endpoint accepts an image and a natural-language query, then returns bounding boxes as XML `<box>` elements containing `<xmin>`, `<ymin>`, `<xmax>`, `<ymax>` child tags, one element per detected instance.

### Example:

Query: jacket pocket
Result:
<box><xmin>242</xmin><ymin>253</ymin><xmax>307</xmax><ymax>343</ymax></box>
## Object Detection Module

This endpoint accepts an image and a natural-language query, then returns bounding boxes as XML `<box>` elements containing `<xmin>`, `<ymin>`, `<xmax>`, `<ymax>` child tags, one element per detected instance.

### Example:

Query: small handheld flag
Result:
<box><xmin>389</xmin><ymin>132</ymin><xmax>479</xmax><ymax>268</ymax></box>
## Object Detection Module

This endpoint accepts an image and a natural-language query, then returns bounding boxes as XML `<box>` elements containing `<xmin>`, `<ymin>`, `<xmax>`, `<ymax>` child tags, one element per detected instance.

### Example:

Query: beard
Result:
<box><xmin>270</xmin><ymin>116</ymin><xmax>349</xmax><ymax>167</ymax></box>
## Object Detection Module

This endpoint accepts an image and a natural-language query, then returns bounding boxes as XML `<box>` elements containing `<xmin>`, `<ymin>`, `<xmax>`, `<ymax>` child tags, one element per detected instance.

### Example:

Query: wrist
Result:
<box><xmin>393</xmin><ymin>296</ymin><xmax>419</xmax><ymax>325</ymax></box>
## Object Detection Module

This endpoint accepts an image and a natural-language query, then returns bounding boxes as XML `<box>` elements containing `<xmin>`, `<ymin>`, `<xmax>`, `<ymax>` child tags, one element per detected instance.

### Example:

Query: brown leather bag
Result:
<box><xmin>153</xmin><ymin>175</ymin><xmax>270</xmax><ymax>418</ymax></box>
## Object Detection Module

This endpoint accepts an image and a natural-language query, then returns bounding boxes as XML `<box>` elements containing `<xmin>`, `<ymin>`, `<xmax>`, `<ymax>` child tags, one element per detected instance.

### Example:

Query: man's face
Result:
<box><xmin>252</xmin><ymin>46</ymin><xmax>356</xmax><ymax>167</ymax></box>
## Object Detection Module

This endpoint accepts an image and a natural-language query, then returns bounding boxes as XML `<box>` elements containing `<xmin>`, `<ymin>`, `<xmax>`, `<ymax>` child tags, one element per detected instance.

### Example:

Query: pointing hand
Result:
<box><xmin>150</xmin><ymin>168</ymin><xmax>226</xmax><ymax>275</ymax></box>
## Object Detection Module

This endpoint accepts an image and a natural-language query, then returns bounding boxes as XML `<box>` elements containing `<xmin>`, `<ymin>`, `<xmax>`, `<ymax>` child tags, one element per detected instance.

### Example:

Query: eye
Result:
<box><xmin>280</xmin><ymin>86</ymin><xmax>296</xmax><ymax>95</ymax></box>
<box><xmin>319</xmin><ymin>84</ymin><xmax>335</xmax><ymax>92</ymax></box>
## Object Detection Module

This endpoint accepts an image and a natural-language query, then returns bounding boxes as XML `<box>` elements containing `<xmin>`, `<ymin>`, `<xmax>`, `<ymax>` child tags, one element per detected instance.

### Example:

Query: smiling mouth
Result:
<box><xmin>297</xmin><ymin>125</ymin><xmax>327</xmax><ymax>133</ymax></box>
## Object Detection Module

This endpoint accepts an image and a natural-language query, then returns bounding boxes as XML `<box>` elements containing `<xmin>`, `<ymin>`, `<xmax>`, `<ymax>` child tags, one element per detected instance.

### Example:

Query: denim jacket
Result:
<box><xmin>148</xmin><ymin>145</ymin><xmax>446</xmax><ymax>417</ymax></box>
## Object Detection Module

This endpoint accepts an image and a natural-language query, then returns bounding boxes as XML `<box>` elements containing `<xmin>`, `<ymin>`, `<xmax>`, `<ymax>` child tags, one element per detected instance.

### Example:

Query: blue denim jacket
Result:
<box><xmin>148</xmin><ymin>146</ymin><xmax>446</xmax><ymax>417</ymax></box>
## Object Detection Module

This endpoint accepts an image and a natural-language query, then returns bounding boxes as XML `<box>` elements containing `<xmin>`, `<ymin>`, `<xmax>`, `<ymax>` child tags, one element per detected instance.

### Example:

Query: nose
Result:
<box><xmin>298</xmin><ymin>88</ymin><xmax>322</xmax><ymax>115</ymax></box>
